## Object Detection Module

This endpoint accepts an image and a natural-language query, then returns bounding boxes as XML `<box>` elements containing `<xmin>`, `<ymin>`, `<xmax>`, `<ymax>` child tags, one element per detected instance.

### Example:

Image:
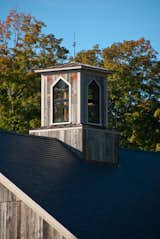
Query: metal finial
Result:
<box><xmin>72</xmin><ymin>32</ymin><xmax>76</xmax><ymax>59</ymax></box>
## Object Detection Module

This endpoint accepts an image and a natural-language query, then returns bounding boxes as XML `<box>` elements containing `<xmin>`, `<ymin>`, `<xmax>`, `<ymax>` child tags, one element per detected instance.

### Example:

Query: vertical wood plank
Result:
<box><xmin>0</xmin><ymin>184</ymin><xmax>17</xmax><ymax>202</ymax></box>
<box><xmin>0</xmin><ymin>182</ymin><xmax>75</xmax><ymax>239</ymax></box>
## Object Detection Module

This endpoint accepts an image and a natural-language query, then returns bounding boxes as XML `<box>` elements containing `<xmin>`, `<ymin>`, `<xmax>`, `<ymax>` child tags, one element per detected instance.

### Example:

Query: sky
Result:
<box><xmin>0</xmin><ymin>0</ymin><xmax>160</xmax><ymax>57</ymax></box>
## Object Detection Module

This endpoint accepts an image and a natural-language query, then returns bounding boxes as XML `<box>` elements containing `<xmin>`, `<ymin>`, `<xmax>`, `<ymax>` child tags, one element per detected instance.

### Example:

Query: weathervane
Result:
<box><xmin>72</xmin><ymin>32</ymin><xmax>76</xmax><ymax>59</ymax></box>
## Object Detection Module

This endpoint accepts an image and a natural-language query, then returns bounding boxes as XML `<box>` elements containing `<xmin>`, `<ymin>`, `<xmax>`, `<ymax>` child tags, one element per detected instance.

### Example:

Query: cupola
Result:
<box><xmin>30</xmin><ymin>62</ymin><xmax>119</xmax><ymax>164</ymax></box>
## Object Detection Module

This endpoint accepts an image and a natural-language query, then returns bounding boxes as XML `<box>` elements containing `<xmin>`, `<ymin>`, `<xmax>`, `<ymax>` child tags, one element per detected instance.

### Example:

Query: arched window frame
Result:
<box><xmin>87</xmin><ymin>79</ymin><xmax>102</xmax><ymax>126</ymax></box>
<box><xmin>50</xmin><ymin>77</ymin><xmax>71</xmax><ymax>125</ymax></box>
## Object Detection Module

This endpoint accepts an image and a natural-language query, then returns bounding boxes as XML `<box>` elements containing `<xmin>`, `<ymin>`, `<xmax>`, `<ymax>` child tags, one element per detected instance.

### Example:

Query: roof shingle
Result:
<box><xmin>0</xmin><ymin>131</ymin><xmax>160</xmax><ymax>239</ymax></box>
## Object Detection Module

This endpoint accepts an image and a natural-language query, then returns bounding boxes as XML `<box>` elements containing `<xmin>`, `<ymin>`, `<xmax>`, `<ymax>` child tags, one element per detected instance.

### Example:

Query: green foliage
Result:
<box><xmin>0</xmin><ymin>10</ymin><xmax>159</xmax><ymax>151</ymax></box>
<box><xmin>73</xmin><ymin>44</ymin><xmax>102</xmax><ymax>66</ymax></box>
<box><xmin>0</xmin><ymin>10</ymin><xmax>68</xmax><ymax>133</ymax></box>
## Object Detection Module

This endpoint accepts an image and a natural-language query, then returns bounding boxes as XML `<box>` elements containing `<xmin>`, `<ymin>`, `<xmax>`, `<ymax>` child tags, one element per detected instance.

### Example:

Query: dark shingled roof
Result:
<box><xmin>0</xmin><ymin>131</ymin><xmax>160</xmax><ymax>239</ymax></box>
<box><xmin>34</xmin><ymin>61</ymin><xmax>111</xmax><ymax>74</ymax></box>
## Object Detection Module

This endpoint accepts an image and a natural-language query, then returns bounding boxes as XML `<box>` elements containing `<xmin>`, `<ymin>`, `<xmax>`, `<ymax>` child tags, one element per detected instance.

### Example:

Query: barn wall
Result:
<box><xmin>0</xmin><ymin>183</ymin><xmax>68</xmax><ymax>239</ymax></box>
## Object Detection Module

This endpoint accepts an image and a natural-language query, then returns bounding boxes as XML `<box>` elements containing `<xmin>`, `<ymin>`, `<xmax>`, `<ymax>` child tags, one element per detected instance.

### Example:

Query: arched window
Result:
<box><xmin>52</xmin><ymin>79</ymin><xmax>70</xmax><ymax>123</ymax></box>
<box><xmin>88</xmin><ymin>80</ymin><xmax>100</xmax><ymax>124</ymax></box>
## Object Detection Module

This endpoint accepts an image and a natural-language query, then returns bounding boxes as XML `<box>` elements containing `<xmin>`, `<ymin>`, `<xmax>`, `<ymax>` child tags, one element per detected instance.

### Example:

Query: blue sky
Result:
<box><xmin>0</xmin><ymin>0</ymin><xmax>160</xmax><ymax>57</ymax></box>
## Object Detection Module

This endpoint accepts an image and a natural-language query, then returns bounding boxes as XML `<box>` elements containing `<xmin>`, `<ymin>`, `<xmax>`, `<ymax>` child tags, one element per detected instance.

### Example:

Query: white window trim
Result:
<box><xmin>87</xmin><ymin>79</ymin><xmax>102</xmax><ymax>126</ymax></box>
<box><xmin>50</xmin><ymin>77</ymin><xmax>71</xmax><ymax>125</ymax></box>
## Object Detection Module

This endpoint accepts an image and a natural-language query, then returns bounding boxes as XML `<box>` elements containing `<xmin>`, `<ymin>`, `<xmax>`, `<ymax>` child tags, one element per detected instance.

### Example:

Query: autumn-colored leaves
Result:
<box><xmin>0</xmin><ymin>10</ymin><xmax>68</xmax><ymax>133</ymax></box>
<box><xmin>0</xmin><ymin>10</ymin><xmax>159</xmax><ymax>151</ymax></box>
<box><xmin>74</xmin><ymin>39</ymin><xmax>160</xmax><ymax>151</ymax></box>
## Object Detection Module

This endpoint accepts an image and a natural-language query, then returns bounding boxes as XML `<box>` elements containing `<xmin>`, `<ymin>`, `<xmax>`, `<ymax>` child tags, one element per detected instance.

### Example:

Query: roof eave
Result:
<box><xmin>34</xmin><ymin>65</ymin><xmax>111</xmax><ymax>74</ymax></box>
<box><xmin>34</xmin><ymin>66</ymin><xmax>82</xmax><ymax>73</ymax></box>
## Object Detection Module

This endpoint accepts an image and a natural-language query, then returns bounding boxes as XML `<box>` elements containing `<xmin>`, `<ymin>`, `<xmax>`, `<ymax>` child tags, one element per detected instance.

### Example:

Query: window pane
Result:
<box><xmin>53</xmin><ymin>79</ymin><xmax>69</xmax><ymax>123</ymax></box>
<box><xmin>88</xmin><ymin>81</ymin><xmax>100</xmax><ymax>124</ymax></box>
<box><xmin>54</xmin><ymin>80</ymin><xmax>69</xmax><ymax>101</ymax></box>
<box><xmin>53</xmin><ymin>101</ymin><xmax>69</xmax><ymax>123</ymax></box>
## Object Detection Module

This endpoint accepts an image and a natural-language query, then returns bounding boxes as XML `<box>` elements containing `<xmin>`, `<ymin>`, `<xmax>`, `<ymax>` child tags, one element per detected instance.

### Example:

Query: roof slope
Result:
<box><xmin>34</xmin><ymin>61</ymin><xmax>111</xmax><ymax>74</ymax></box>
<box><xmin>0</xmin><ymin>131</ymin><xmax>160</xmax><ymax>239</ymax></box>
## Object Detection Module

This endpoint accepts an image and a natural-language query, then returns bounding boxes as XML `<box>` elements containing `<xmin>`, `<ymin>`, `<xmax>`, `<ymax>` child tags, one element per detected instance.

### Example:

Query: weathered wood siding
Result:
<box><xmin>0</xmin><ymin>183</ymin><xmax>70</xmax><ymax>239</ymax></box>
<box><xmin>41</xmin><ymin>71</ymin><xmax>80</xmax><ymax>127</ymax></box>
<box><xmin>30</xmin><ymin>126</ymin><xmax>119</xmax><ymax>164</ymax></box>
<box><xmin>41</xmin><ymin>69</ymin><xmax>108</xmax><ymax>128</ymax></box>
<box><xmin>80</xmin><ymin>70</ymin><xmax>108</xmax><ymax>127</ymax></box>
<box><xmin>30</xmin><ymin>127</ymin><xmax>83</xmax><ymax>158</ymax></box>
<box><xmin>83</xmin><ymin>126</ymin><xmax>119</xmax><ymax>164</ymax></box>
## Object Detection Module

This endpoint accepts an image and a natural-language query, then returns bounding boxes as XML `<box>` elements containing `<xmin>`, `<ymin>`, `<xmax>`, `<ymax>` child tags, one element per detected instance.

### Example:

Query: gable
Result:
<box><xmin>0</xmin><ymin>174</ymin><xmax>76</xmax><ymax>239</ymax></box>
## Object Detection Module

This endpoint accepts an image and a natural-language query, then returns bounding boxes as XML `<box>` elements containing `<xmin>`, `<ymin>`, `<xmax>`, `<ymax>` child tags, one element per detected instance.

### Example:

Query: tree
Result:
<box><xmin>0</xmin><ymin>10</ymin><xmax>68</xmax><ymax>133</ymax></box>
<box><xmin>102</xmin><ymin>38</ymin><xmax>160</xmax><ymax>150</ymax></box>
<box><xmin>74</xmin><ymin>38</ymin><xmax>160</xmax><ymax>151</ymax></box>
<box><xmin>73</xmin><ymin>44</ymin><xmax>102</xmax><ymax>66</ymax></box>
